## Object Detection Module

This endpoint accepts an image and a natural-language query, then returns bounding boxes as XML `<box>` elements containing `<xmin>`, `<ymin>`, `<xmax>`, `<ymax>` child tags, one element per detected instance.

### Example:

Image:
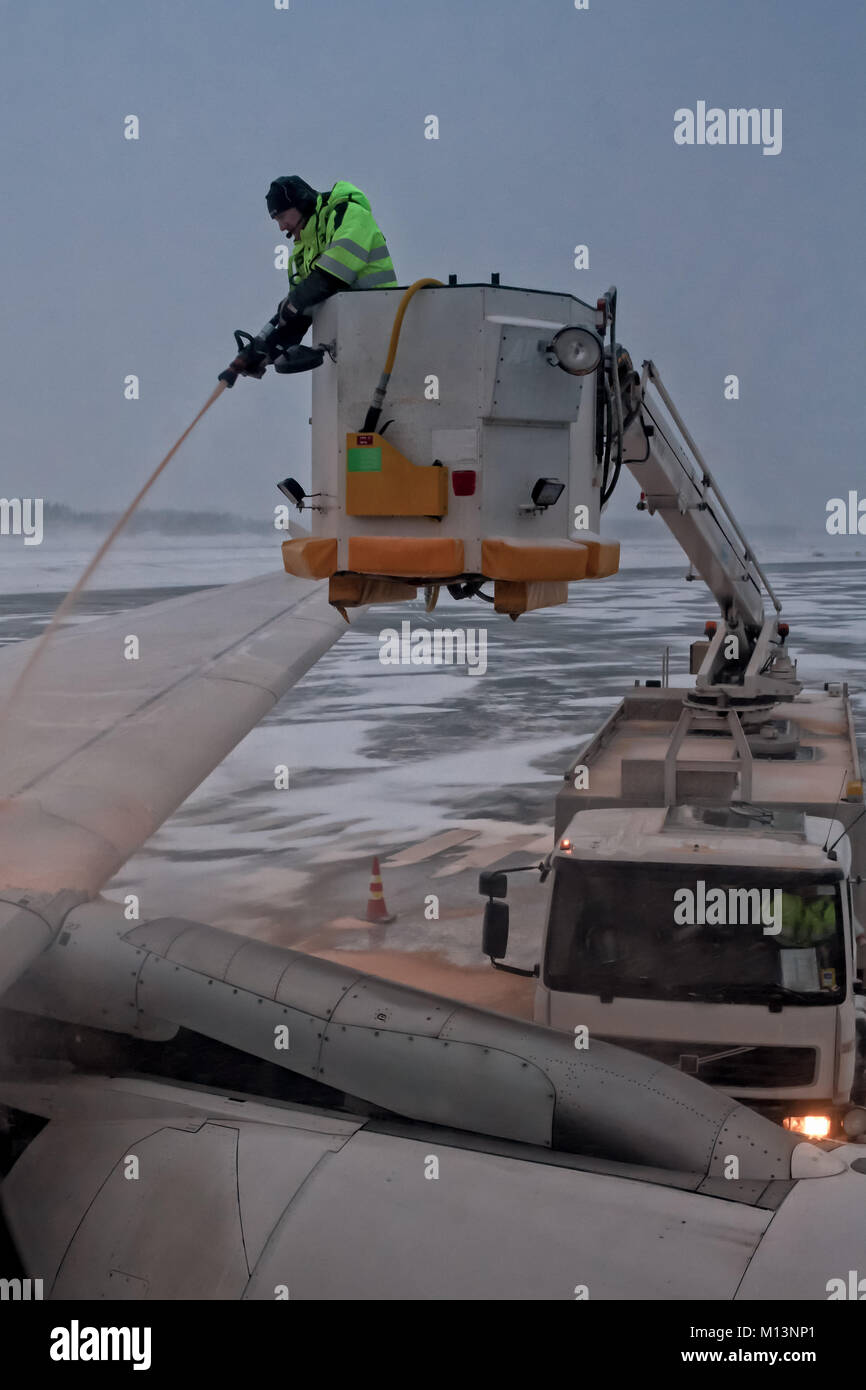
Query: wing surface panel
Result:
<box><xmin>0</xmin><ymin>573</ymin><xmax>352</xmax><ymax>981</ymax></box>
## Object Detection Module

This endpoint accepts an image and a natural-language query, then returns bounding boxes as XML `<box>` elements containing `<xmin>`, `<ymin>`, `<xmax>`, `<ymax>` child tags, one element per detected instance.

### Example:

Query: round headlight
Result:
<box><xmin>842</xmin><ymin>1106</ymin><xmax>866</xmax><ymax>1138</ymax></box>
<box><xmin>549</xmin><ymin>326</ymin><xmax>603</xmax><ymax>376</ymax></box>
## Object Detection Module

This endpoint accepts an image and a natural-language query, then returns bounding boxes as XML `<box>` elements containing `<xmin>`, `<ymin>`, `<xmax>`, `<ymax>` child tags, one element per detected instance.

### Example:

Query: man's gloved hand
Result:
<box><xmin>236</xmin><ymin>356</ymin><xmax>267</xmax><ymax>379</ymax></box>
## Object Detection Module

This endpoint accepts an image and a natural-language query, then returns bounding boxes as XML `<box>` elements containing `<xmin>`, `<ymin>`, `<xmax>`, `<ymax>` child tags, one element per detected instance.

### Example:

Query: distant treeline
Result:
<box><xmin>44</xmin><ymin>502</ymin><xmax>264</xmax><ymax>535</ymax></box>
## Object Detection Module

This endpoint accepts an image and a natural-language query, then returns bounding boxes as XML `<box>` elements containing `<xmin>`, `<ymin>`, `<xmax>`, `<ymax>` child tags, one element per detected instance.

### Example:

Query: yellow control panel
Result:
<box><xmin>345</xmin><ymin>433</ymin><xmax>449</xmax><ymax>517</ymax></box>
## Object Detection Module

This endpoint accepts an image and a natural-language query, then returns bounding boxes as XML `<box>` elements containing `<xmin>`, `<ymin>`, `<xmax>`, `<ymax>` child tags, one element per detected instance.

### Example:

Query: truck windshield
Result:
<box><xmin>544</xmin><ymin>861</ymin><xmax>845</xmax><ymax>1004</ymax></box>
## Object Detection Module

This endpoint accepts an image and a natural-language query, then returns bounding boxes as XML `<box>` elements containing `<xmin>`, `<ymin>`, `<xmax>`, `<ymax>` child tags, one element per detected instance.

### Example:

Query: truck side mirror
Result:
<box><xmin>479</xmin><ymin>870</ymin><xmax>508</xmax><ymax>899</ymax></box>
<box><xmin>482</xmin><ymin>900</ymin><xmax>510</xmax><ymax>960</ymax></box>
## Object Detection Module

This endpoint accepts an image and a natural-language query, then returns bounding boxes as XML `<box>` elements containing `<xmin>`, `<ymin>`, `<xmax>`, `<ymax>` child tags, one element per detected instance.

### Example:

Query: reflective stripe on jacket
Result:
<box><xmin>290</xmin><ymin>182</ymin><xmax>397</xmax><ymax>291</ymax></box>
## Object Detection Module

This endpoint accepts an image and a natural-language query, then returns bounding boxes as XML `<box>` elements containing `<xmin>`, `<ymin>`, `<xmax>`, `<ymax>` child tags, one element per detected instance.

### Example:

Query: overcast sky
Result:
<box><xmin>2</xmin><ymin>0</ymin><xmax>863</xmax><ymax>535</ymax></box>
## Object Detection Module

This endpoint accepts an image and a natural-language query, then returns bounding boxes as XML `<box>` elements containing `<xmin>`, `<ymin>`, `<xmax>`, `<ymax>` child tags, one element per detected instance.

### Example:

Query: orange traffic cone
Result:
<box><xmin>366</xmin><ymin>856</ymin><xmax>396</xmax><ymax>924</ymax></box>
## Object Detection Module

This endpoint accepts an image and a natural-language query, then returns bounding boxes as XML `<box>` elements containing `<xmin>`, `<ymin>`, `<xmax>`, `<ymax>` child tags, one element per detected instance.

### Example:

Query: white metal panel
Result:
<box><xmin>327</xmin><ymin>974</ymin><xmax>456</xmax><ymax>1036</ymax></box>
<box><xmin>50</xmin><ymin>1123</ymin><xmax>249</xmax><ymax>1300</ymax></box>
<box><xmin>487</xmin><ymin>323</ymin><xmax>584</xmax><ymax>422</ymax></box>
<box><xmin>136</xmin><ymin>955</ymin><xmax>326</xmax><ymax>1077</ymax></box>
<box><xmin>485</xmin><ymin>314</ymin><xmax>566</xmax><ymax>329</ymax></box>
<box><xmin>15</xmin><ymin>1075</ymin><xmax>864</xmax><ymax>1301</ymax></box>
<box><xmin>319</xmin><ymin>1024</ymin><xmax>555</xmax><ymax>1146</ymax></box>
<box><xmin>311</xmin><ymin>286</ymin><xmax>599</xmax><ymax>570</ymax></box>
<box><xmin>244</xmin><ymin>1128</ymin><xmax>772</xmax><ymax>1300</ymax></box>
<box><xmin>570</xmin><ymin>408</ymin><xmax>601</xmax><ymax>532</ymax></box>
<box><xmin>0</xmin><ymin>1076</ymin><xmax>364</xmax><ymax>1297</ymax></box>
<box><xmin>0</xmin><ymin>1072</ymin><xmax>362</xmax><ymax>1132</ymax></box>
<box><xmin>308</xmin><ymin>295</ymin><xmax>341</xmax><ymax>523</ymax></box>
<box><xmin>0</xmin><ymin>899</ymin><xmax>176</xmax><ymax>1038</ymax></box>
<box><xmin>1</xmin><ymin>1115</ymin><xmax>192</xmax><ymax>1292</ymax></box>
<box><xmin>735</xmin><ymin>1147</ymin><xmax>866</xmax><ymax>1299</ymax></box>
<box><xmin>236</xmin><ymin>1121</ymin><xmax>352</xmax><ymax>1271</ymax></box>
<box><xmin>478</xmin><ymin>422</ymin><xmax>572</xmax><ymax>547</ymax></box>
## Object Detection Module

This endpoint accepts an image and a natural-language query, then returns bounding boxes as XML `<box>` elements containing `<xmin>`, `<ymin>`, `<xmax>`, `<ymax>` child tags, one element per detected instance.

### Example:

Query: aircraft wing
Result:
<box><xmin>0</xmin><ymin>572</ymin><xmax>353</xmax><ymax>988</ymax></box>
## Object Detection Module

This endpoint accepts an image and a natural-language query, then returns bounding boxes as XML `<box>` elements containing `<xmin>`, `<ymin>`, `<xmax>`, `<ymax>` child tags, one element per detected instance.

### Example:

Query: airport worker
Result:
<box><xmin>264</xmin><ymin>175</ymin><xmax>397</xmax><ymax>356</ymax></box>
<box><xmin>779</xmin><ymin>890</ymin><xmax>836</xmax><ymax>946</ymax></box>
<box><xmin>224</xmin><ymin>176</ymin><xmax>397</xmax><ymax>383</ymax></box>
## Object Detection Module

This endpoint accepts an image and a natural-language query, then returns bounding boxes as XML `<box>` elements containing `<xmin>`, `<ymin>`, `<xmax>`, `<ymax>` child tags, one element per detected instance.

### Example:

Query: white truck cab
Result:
<box><xmin>486</xmin><ymin>803</ymin><xmax>866</xmax><ymax>1141</ymax></box>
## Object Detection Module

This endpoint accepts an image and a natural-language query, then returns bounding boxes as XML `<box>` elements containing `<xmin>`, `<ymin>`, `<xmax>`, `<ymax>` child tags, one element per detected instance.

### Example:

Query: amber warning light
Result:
<box><xmin>783</xmin><ymin>1115</ymin><xmax>832</xmax><ymax>1140</ymax></box>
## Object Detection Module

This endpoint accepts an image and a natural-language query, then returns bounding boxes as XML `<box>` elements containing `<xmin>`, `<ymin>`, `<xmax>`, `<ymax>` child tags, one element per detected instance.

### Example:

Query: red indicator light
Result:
<box><xmin>452</xmin><ymin>470</ymin><xmax>476</xmax><ymax>497</ymax></box>
<box><xmin>705</xmin><ymin>621</ymin><xmax>717</xmax><ymax>636</ymax></box>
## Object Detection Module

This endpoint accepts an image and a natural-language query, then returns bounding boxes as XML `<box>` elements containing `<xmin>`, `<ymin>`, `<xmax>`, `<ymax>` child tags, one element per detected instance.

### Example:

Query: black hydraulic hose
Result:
<box><xmin>600</xmin><ymin>373</ymin><xmax>622</xmax><ymax>508</ymax></box>
<box><xmin>446</xmin><ymin>579</ymin><xmax>493</xmax><ymax>601</ymax></box>
<box><xmin>600</xmin><ymin>447</ymin><xmax>621</xmax><ymax>509</ymax></box>
<box><xmin>602</xmin><ymin>292</ymin><xmax>625</xmax><ymax>509</ymax></box>
<box><xmin>599</xmin><ymin>377</ymin><xmax>613</xmax><ymax>503</ymax></box>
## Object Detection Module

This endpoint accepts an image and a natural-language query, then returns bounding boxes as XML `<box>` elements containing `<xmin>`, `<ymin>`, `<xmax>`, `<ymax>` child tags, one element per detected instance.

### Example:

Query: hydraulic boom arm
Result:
<box><xmin>611</xmin><ymin>345</ymin><xmax>798</xmax><ymax>705</ymax></box>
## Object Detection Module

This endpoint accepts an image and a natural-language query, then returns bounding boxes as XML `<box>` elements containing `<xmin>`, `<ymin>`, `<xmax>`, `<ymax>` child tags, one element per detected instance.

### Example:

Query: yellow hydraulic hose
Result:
<box><xmin>362</xmin><ymin>278</ymin><xmax>443</xmax><ymax>432</ymax></box>
<box><xmin>383</xmin><ymin>278</ymin><xmax>443</xmax><ymax>374</ymax></box>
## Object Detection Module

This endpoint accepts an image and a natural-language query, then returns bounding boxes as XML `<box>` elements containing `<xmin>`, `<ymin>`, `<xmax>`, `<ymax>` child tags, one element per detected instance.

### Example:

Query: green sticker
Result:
<box><xmin>347</xmin><ymin>447</ymin><xmax>382</xmax><ymax>472</ymax></box>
